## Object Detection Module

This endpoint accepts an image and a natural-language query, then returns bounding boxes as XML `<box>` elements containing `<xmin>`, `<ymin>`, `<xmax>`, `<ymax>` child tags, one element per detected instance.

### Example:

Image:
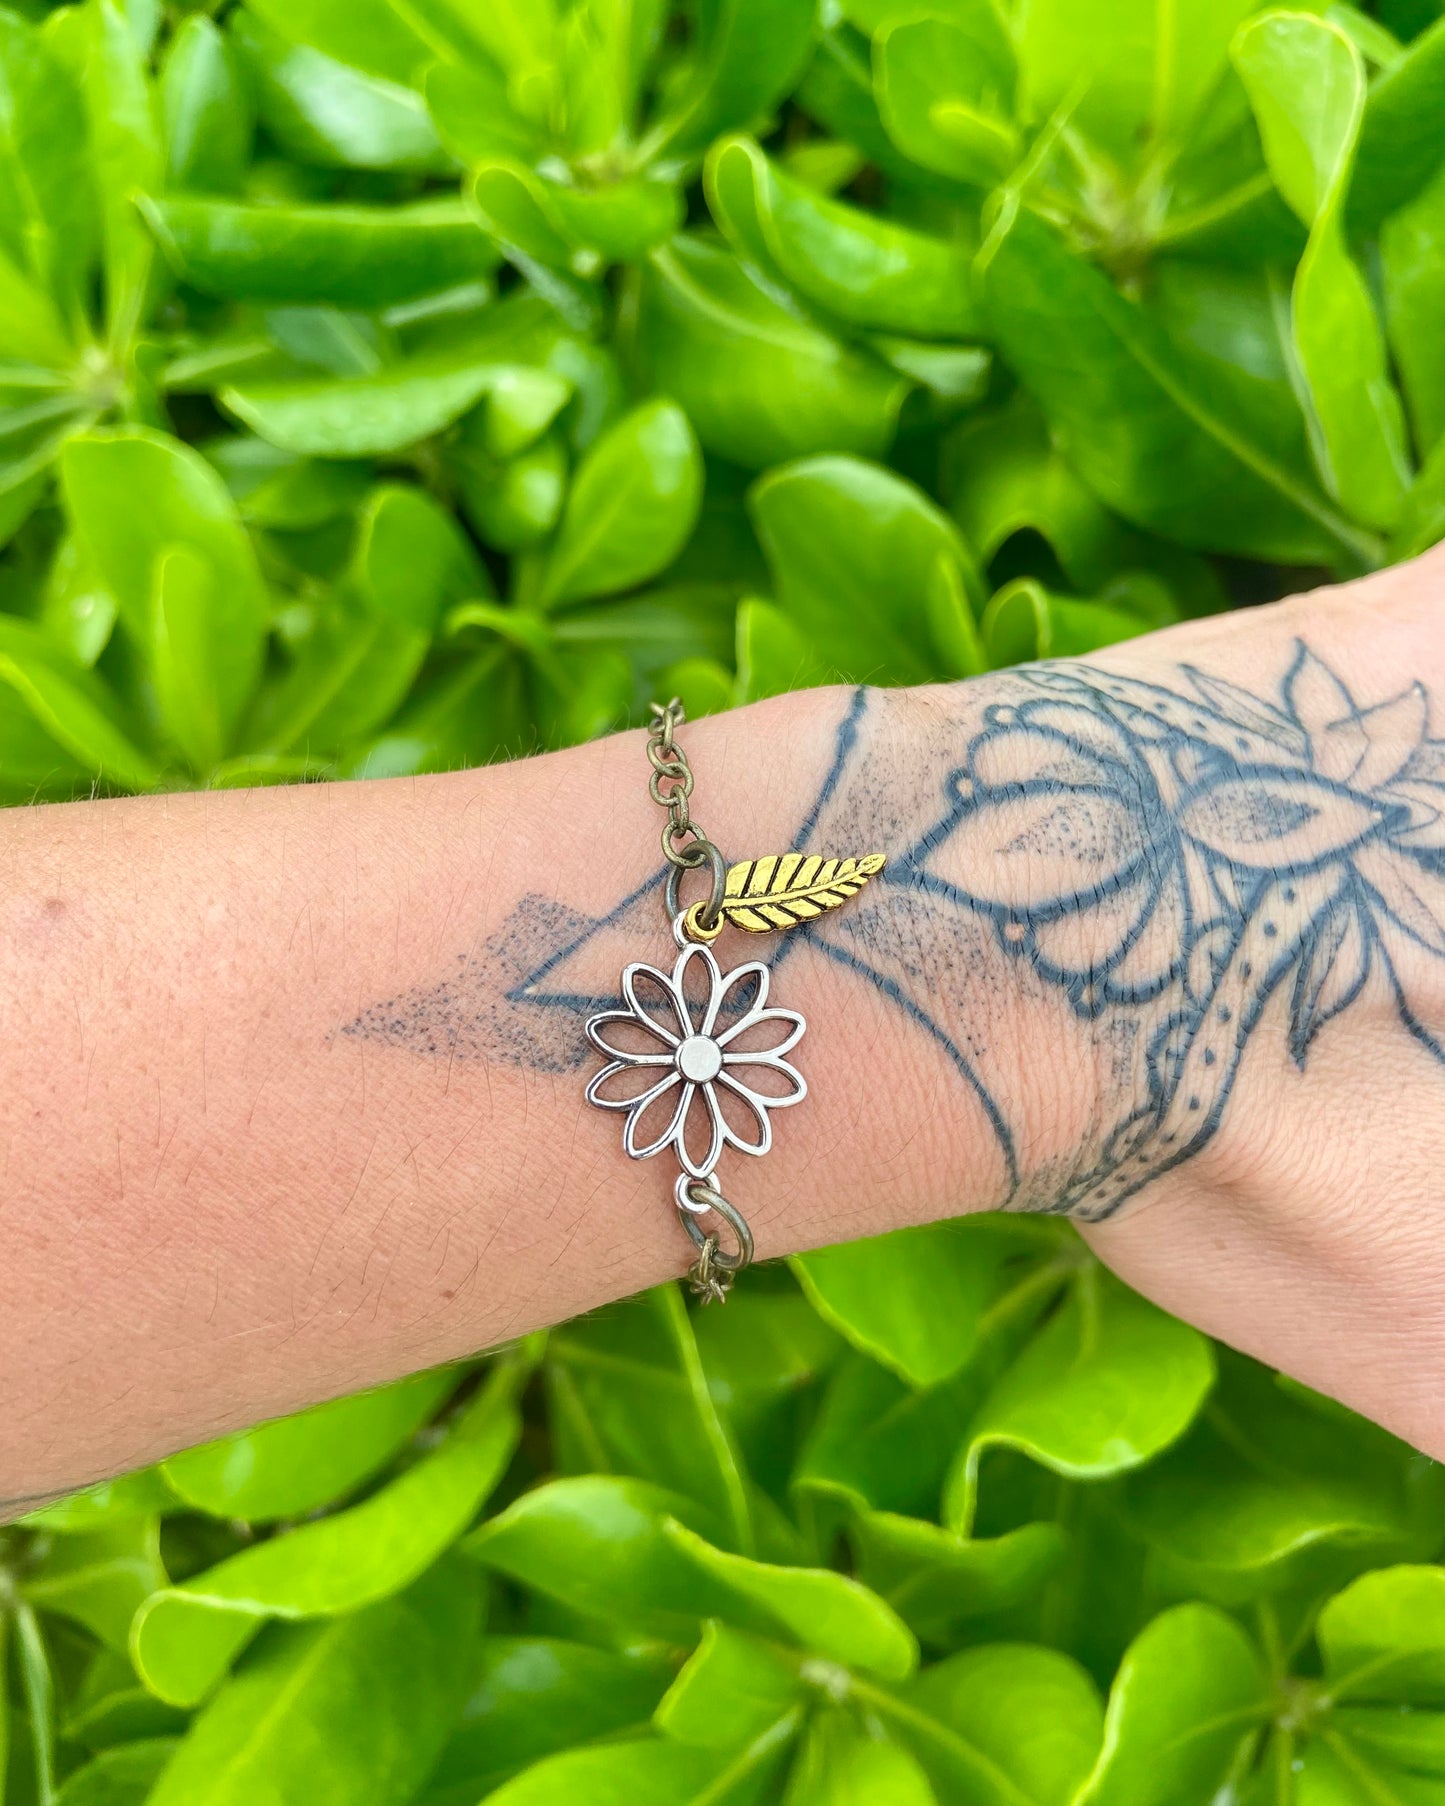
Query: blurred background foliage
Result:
<box><xmin>5</xmin><ymin>0</ymin><xmax>1445</xmax><ymax>1800</ymax></box>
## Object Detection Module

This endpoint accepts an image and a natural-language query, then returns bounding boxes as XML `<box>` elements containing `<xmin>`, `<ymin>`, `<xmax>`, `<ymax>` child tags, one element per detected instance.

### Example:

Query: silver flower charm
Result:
<box><xmin>585</xmin><ymin>941</ymin><xmax>806</xmax><ymax>1179</ymax></box>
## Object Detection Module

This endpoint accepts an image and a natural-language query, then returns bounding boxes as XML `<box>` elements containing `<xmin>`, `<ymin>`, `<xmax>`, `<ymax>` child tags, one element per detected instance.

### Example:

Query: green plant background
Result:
<box><xmin>5</xmin><ymin>0</ymin><xmax>1445</xmax><ymax>1800</ymax></box>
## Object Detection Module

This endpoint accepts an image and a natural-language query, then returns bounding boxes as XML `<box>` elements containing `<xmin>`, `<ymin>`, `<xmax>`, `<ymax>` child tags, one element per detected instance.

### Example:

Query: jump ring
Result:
<box><xmin>673</xmin><ymin>1174</ymin><xmax>754</xmax><ymax>1275</ymax></box>
<box><xmin>664</xmin><ymin>840</ymin><xmax>727</xmax><ymax>928</ymax></box>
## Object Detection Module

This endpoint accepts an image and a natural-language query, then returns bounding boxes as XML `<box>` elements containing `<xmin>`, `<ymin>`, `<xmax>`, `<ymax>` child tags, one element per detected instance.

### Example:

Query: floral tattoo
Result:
<box><xmin>342</xmin><ymin>643</ymin><xmax>1445</xmax><ymax>1221</ymax></box>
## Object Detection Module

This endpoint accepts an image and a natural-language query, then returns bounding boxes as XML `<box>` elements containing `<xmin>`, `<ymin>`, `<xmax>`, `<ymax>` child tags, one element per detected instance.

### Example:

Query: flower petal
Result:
<box><xmin>698</xmin><ymin>956</ymin><xmax>768</xmax><ymax>1038</ymax></box>
<box><xmin>1024</xmin><ymin>864</ymin><xmax>1160</xmax><ymax>986</ymax></box>
<box><xmin>1351</xmin><ymin>683</ymin><xmax>1429</xmax><ymax>792</ymax></box>
<box><xmin>721</xmin><ymin>1058</ymin><xmax>806</xmax><ymax>1107</ymax></box>
<box><xmin>1285</xmin><ymin>645</ymin><xmax>1359</xmax><ymax>772</ymax></box>
<box><xmin>967</xmin><ymin>722</ymin><xmax>1116</xmax><ymax>793</ymax></box>
<box><xmin>587</xmin><ymin>1060</ymin><xmax>671</xmax><ymax>1109</ymax></box>
<box><xmin>717</xmin><ymin>1005</ymin><xmax>803</xmax><ymax>1060</ymax></box>
<box><xmin>585</xmin><ymin>1009</ymin><xmax>676</xmax><ymax>1064</ymax></box>
<box><xmin>1354</xmin><ymin>840</ymin><xmax>1445</xmax><ymax>957</ymax></box>
<box><xmin>677</xmin><ymin>1082</ymin><xmax>724</xmax><ymax>1177</ymax></box>
<box><xmin>711</xmin><ymin>1074</ymin><xmax>774</xmax><ymax>1157</ymax></box>
<box><xmin>621</xmin><ymin>963</ymin><xmax>686</xmax><ymax>1044</ymax></box>
<box><xmin>670</xmin><ymin>941</ymin><xmax>724</xmax><ymax>1037</ymax></box>
<box><xmin>1179</xmin><ymin>770</ymin><xmax>1387</xmax><ymax>869</ymax></box>
<box><xmin>623</xmin><ymin>1074</ymin><xmax>687</xmax><ymax>1158</ymax></box>
<box><xmin>924</xmin><ymin>786</ymin><xmax>1147</xmax><ymax>913</ymax></box>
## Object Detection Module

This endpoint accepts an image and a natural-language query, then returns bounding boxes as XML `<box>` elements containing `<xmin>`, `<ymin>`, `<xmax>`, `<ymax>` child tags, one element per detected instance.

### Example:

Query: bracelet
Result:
<box><xmin>584</xmin><ymin>700</ymin><xmax>884</xmax><ymax>1303</ymax></box>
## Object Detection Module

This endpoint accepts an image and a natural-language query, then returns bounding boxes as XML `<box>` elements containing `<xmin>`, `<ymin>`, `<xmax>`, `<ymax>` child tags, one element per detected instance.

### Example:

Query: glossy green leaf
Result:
<box><xmin>457</xmin><ymin>429</ymin><xmax>568</xmax><ymax>551</ymax></box>
<box><xmin>23</xmin><ymin>1520</ymin><xmax>166</xmax><ymax>1651</ymax></box>
<box><xmin>547</xmin><ymin>1285</ymin><xmax>752</xmax><ymax>1550</ymax></box>
<box><xmin>422</xmin><ymin>61</ymin><xmax>543</xmax><ymax>168</ymax></box>
<box><xmin>649</xmin><ymin>0</ymin><xmax>816</xmax><ymax>160</ymax></box>
<box><xmin>1234</xmin><ymin>12</ymin><xmax>1410</xmax><ymax>531</ymax></box>
<box><xmin>82</xmin><ymin>0</ymin><xmax>162</xmax><ymax>346</ymax></box>
<box><xmin>470</xmin><ymin>1474</ymin><xmax>915</xmax><ymax>1676</ymax></box>
<box><xmin>426</xmin><ymin>1638</ymin><xmax>674</xmax><ymax>1802</ymax></box>
<box><xmin>54</xmin><ymin>1738</ymin><xmax>178</xmax><ymax>1806</ymax></box>
<box><xmin>144</xmin><ymin>1561</ymin><xmax>479</xmax><ymax>1806</ymax></box>
<box><xmin>734</xmin><ymin>595</ymin><xmax>830</xmax><ymax>700</ymax></box>
<box><xmin>946</xmin><ymin>1267</ymin><xmax>1216</xmax><ymax>1533</ymax></box>
<box><xmin>1317</xmin><ymin>1566</ymin><xmax>1445</xmax><ymax>1703</ymax></box>
<box><xmin>476</xmin><ymin>1729</ymin><xmax>795</xmax><ymax>1806</ymax></box>
<box><xmin>979</xmin><ymin>206</ymin><xmax>1378</xmax><ymax>567</ymax></box>
<box><xmin>61</xmin><ymin>428</ymin><xmax>267</xmax><ymax>761</ymax></box>
<box><xmin>851</xmin><ymin>1512</ymin><xmax>1067</xmax><ymax>1643</ymax></box>
<box><xmin>229</xmin><ymin>12</ymin><xmax>446</xmax><ymax>174</ymax></box>
<box><xmin>706</xmin><ymin>135</ymin><xmax>977</xmax><ymax>337</ymax></box>
<box><xmin>1382</xmin><ymin>159</ymin><xmax>1445</xmax><ymax>461</ymax></box>
<box><xmin>1349</xmin><ymin>13</ymin><xmax>1445</xmax><ymax>228</ymax></box>
<box><xmin>792</xmin><ymin>1219</ymin><xmax>1042</xmax><ymax>1389</ymax></box>
<box><xmin>1123</xmin><ymin>1358</ymin><xmax>1445</xmax><ymax>1596</ymax></box>
<box><xmin>160</xmin><ymin>1368</ymin><xmax>456</xmax><ymax>1522</ymax></box>
<box><xmin>784</xmin><ymin>1711</ymin><xmax>937</xmax><ymax>1806</ymax></box>
<box><xmin>131</xmin><ymin>1362</ymin><xmax>522</xmax><ymax>1706</ymax></box>
<box><xmin>655</xmin><ymin>1622</ymin><xmax>803</xmax><ymax>1751</ymax></box>
<box><xmin>981</xmin><ymin>578</ymin><xmax>1168</xmax><ymax>664</ymax></box>
<box><xmin>160</xmin><ymin>16</ymin><xmax>253</xmax><ymax>194</ymax></box>
<box><xmin>352</xmin><ymin>483</ymin><xmax>487</xmax><ymax>631</ymax></box>
<box><xmin>627</xmin><ymin>237</ymin><xmax>911</xmax><ymax>469</ymax></box>
<box><xmin>222</xmin><ymin>355</ymin><xmax>506</xmax><ymax>457</ymax></box>
<box><xmin>875</xmin><ymin>14</ymin><xmax>1018</xmax><ymax>188</ymax></box>
<box><xmin>882</xmin><ymin>1644</ymin><xmax>1104</xmax><ymax>1806</ymax></box>
<box><xmin>1017</xmin><ymin>0</ymin><xmax>1256</xmax><ymax>162</ymax></box>
<box><xmin>0</xmin><ymin>8</ymin><xmax>96</xmax><ymax>317</ymax></box>
<box><xmin>140</xmin><ymin>195</ymin><xmax>495</xmax><ymax>307</ymax></box>
<box><xmin>538</xmin><ymin>398</ymin><xmax>702</xmax><ymax>606</ymax></box>
<box><xmin>1073</xmin><ymin>1604</ymin><xmax>1267</xmax><ymax>1806</ymax></box>
<box><xmin>0</xmin><ymin>614</ymin><xmax>161</xmax><ymax>795</ymax></box>
<box><xmin>750</xmin><ymin>455</ymin><xmax>983</xmax><ymax>684</ymax></box>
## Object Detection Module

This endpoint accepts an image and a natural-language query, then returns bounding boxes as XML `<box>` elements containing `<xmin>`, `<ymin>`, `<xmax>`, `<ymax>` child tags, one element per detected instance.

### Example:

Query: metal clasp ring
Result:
<box><xmin>674</xmin><ymin>1173</ymin><xmax>753</xmax><ymax>1303</ymax></box>
<box><xmin>664</xmin><ymin>841</ymin><xmax>727</xmax><ymax>942</ymax></box>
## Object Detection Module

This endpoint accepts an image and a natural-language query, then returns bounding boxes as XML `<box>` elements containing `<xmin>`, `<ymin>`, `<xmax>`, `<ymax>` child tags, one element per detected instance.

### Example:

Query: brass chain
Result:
<box><xmin>647</xmin><ymin>699</ymin><xmax>726</xmax><ymax>934</ymax></box>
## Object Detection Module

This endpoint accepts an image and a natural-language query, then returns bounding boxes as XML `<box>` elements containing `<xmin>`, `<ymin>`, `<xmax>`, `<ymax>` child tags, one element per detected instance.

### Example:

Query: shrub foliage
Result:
<box><xmin>5</xmin><ymin>0</ymin><xmax>1445</xmax><ymax>1801</ymax></box>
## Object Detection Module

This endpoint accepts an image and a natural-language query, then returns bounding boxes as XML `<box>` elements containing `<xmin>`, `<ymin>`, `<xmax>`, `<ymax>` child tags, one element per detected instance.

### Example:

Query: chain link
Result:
<box><xmin>647</xmin><ymin>699</ymin><xmax>726</xmax><ymax>928</ymax></box>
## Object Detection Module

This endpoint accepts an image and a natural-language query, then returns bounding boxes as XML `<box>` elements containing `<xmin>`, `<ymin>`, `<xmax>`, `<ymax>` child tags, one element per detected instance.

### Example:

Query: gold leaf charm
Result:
<box><xmin>720</xmin><ymin>852</ymin><xmax>885</xmax><ymax>933</ymax></box>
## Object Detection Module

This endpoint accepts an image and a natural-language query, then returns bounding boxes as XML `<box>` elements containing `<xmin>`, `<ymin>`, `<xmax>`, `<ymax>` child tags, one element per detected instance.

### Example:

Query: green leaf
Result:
<box><xmin>979</xmin><ymin>206</ymin><xmax>1379</xmax><ymax>567</ymax></box>
<box><xmin>792</xmin><ymin>1219</ymin><xmax>1037</xmax><ymax>1389</ymax></box>
<box><xmin>54</xmin><ymin>1738</ymin><xmax>178</xmax><ymax>1806</ymax></box>
<box><xmin>1123</xmin><ymin>1357</ymin><xmax>1445</xmax><ymax>1597</ymax></box>
<box><xmin>981</xmin><ymin>578</ymin><xmax>1168</xmax><ymax>664</ymax></box>
<box><xmin>470</xmin><ymin>1475</ymin><xmax>916</xmax><ymax>1676</ymax></box>
<box><xmin>22</xmin><ymin>1467</ymin><xmax>173</xmax><ymax>1533</ymax></box>
<box><xmin>222</xmin><ymin>354</ymin><xmax>511</xmax><ymax>457</ymax></box>
<box><xmin>22</xmin><ymin>1520</ymin><xmax>166</xmax><ymax>1652</ymax></box>
<box><xmin>423</xmin><ymin>61</ymin><xmax>543</xmax><ymax>168</ymax></box>
<box><xmin>783</xmin><ymin>1711</ymin><xmax>937</xmax><ymax>1806</ymax></box>
<box><xmin>734</xmin><ymin>595</ymin><xmax>830</xmax><ymax>700</ymax></box>
<box><xmin>61</xmin><ymin>428</ymin><xmax>268</xmax><ymax>763</ymax></box>
<box><xmin>0</xmin><ymin>7</ymin><xmax>96</xmax><ymax>319</ymax></box>
<box><xmin>474</xmin><ymin>1730</ymin><xmax>795</xmax><ymax>1806</ymax></box>
<box><xmin>456</xmin><ymin>429</ymin><xmax>568</xmax><ymax>551</ymax></box>
<box><xmin>1073</xmin><ymin>1604</ymin><xmax>1267</xmax><ymax>1806</ymax></box>
<box><xmin>1382</xmin><ymin>159</ymin><xmax>1445</xmax><ymax>461</ymax></box>
<box><xmin>654</xmin><ymin>1622</ymin><xmax>803</xmax><ymax>1752</ymax></box>
<box><xmin>874</xmin><ymin>13</ymin><xmax>1018</xmax><ymax>188</ymax></box>
<box><xmin>538</xmin><ymin>398</ymin><xmax>702</xmax><ymax>606</ymax></box>
<box><xmin>1317</xmin><ymin>1566</ymin><xmax>1445</xmax><ymax>1703</ymax></box>
<box><xmin>426</xmin><ymin>1638</ymin><xmax>675</xmax><ymax>1802</ymax></box>
<box><xmin>945</xmin><ymin>1267</ymin><xmax>1216</xmax><ymax>1533</ymax></box>
<box><xmin>160</xmin><ymin>1368</ymin><xmax>456</xmax><ymax>1522</ymax></box>
<box><xmin>229</xmin><ymin>11</ymin><xmax>447</xmax><ymax>174</ymax></box>
<box><xmin>1349</xmin><ymin>13</ymin><xmax>1445</xmax><ymax>229</ymax></box>
<box><xmin>706</xmin><ymin>135</ymin><xmax>978</xmax><ymax>337</ymax></box>
<box><xmin>351</xmin><ymin>482</ymin><xmax>487</xmax><ymax>632</ymax></box>
<box><xmin>131</xmin><ymin>1362</ymin><xmax>522</xmax><ymax>1706</ymax></box>
<box><xmin>749</xmin><ymin>455</ymin><xmax>984</xmax><ymax>684</ymax></box>
<box><xmin>471</xmin><ymin>159</ymin><xmax>682</xmax><ymax>268</ymax></box>
<box><xmin>649</xmin><ymin>0</ymin><xmax>816</xmax><ymax>161</ymax></box>
<box><xmin>547</xmin><ymin>1285</ymin><xmax>752</xmax><ymax>1551</ymax></box>
<box><xmin>82</xmin><ymin>0</ymin><xmax>162</xmax><ymax>348</ymax></box>
<box><xmin>144</xmin><ymin>1560</ymin><xmax>479</xmax><ymax>1806</ymax></box>
<box><xmin>0</xmin><ymin>614</ymin><xmax>161</xmax><ymax>795</ymax></box>
<box><xmin>1016</xmin><ymin>0</ymin><xmax>1256</xmax><ymax>162</ymax></box>
<box><xmin>851</xmin><ymin>1512</ymin><xmax>1067</xmax><ymax>1644</ymax></box>
<box><xmin>139</xmin><ymin>195</ymin><xmax>496</xmax><ymax>308</ymax></box>
<box><xmin>627</xmin><ymin>237</ymin><xmax>911</xmax><ymax>469</ymax></box>
<box><xmin>1233</xmin><ymin>12</ymin><xmax>1410</xmax><ymax>531</ymax></box>
<box><xmin>880</xmin><ymin>1644</ymin><xmax>1103</xmax><ymax>1806</ymax></box>
<box><xmin>160</xmin><ymin>15</ymin><xmax>253</xmax><ymax>195</ymax></box>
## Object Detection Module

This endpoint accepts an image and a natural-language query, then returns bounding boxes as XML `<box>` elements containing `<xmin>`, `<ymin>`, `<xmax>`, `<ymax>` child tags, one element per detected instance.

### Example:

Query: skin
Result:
<box><xmin>4</xmin><ymin>547</ymin><xmax>1445</xmax><ymax>1504</ymax></box>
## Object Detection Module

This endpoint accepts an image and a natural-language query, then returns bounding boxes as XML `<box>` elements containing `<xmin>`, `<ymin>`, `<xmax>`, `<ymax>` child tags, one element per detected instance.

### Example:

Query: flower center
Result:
<box><xmin>676</xmin><ymin>1034</ymin><xmax>723</xmax><ymax>1084</ymax></box>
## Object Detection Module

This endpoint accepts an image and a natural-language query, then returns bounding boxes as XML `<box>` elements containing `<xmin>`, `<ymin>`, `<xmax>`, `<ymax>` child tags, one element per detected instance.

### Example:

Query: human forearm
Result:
<box><xmin>7</xmin><ymin>549</ymin><xmax>1445</xmax><ymax>1497</ymax></box>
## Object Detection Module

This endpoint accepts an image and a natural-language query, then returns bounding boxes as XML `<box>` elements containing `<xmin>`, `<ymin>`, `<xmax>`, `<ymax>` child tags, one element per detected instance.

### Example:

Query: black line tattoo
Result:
<box><xmin>343</xmin><ymin>643</ymin><xmax>1445</xmax><ymax>1220</ymax></box>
